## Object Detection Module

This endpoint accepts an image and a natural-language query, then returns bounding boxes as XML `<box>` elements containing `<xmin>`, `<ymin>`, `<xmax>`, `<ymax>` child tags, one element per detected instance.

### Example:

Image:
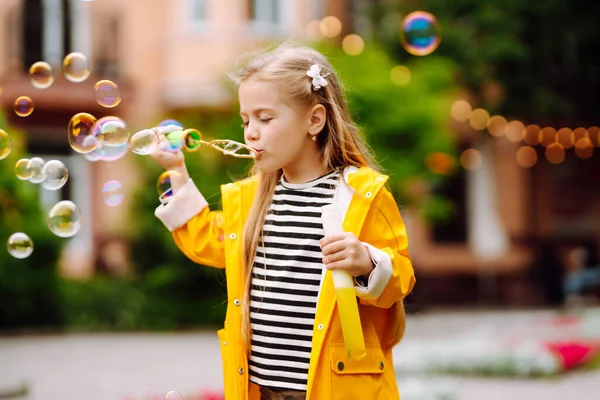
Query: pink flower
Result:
<box><xmin>546</xmin><ymin>341</ymin><xmax>594</xmax><ymax>370</ymax></box>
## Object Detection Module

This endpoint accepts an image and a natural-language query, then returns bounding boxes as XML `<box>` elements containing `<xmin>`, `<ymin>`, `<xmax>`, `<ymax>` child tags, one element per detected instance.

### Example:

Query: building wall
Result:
<box><xmin>0</xmin><ymin>0</ymin><xmax>338</xmax><ymax>277</ymax></box>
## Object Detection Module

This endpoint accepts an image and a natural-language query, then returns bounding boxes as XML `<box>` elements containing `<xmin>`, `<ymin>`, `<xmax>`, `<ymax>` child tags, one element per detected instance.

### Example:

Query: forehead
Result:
<box><xmin>238</xmin><ymin>78</ymin><xmax>288</xmax><ymax>113</ymax></box>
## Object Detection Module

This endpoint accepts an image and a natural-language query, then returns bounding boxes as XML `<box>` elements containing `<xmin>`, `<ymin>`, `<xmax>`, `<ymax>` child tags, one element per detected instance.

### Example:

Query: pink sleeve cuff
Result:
<box><xmin>154</xmin><ymin>179</ymin><xmax>209</xmax><ymax>232</ymax></box>
<box><xmin>354</xmin><ymin>242</ymin><xmax>393</xmax><ymax>300</ymax></box>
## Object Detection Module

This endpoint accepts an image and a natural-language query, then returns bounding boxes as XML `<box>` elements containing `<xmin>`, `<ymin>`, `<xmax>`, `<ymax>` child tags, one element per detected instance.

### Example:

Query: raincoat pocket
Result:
<box><xmin>329</xmin><ymin>345</ymin><xmax>397</xmax><ymax>400</ymax></box>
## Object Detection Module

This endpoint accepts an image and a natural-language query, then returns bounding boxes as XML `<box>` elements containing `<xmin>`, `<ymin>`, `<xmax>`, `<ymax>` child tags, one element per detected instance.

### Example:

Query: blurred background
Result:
<box><xmin>1</xmin><ymin>0</ymin><xmax>599</xmax><ymax>399</ymax></box>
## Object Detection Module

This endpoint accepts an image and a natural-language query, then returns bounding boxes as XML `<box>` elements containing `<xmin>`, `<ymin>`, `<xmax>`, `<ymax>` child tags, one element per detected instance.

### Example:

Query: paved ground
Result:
<box><xmin>0</xmin><ymin>309</ymin><xmax>598</xmax><ymax>400</ymax></box>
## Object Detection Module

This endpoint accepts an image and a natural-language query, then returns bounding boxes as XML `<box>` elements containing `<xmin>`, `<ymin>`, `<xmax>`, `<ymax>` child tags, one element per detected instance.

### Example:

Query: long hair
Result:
<box><xmin>229</xmin><ymin>41</ymin><xmax>406</xmax><ymax>352</ymax></box>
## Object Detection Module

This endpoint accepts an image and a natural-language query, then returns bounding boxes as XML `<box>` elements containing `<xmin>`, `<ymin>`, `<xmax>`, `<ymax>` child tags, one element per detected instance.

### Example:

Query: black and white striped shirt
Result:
<box><xmin>248</xmin><ymin>169</ymin><xmax>340</xmax><ymax>391</ymax></box>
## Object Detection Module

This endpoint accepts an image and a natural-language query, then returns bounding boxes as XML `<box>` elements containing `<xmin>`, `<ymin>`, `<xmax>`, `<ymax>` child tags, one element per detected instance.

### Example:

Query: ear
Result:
<box><xmin>307</xmin><ymin>104</ymin><xmax>327</xmax><ymax>135</ymax></box>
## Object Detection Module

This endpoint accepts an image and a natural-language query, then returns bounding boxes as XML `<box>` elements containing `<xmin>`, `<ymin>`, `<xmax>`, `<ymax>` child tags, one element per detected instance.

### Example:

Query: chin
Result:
<box><xmin>254</xmin><ymin>159</ymin><xmax>282</xmax><ymax>174</ymax></box>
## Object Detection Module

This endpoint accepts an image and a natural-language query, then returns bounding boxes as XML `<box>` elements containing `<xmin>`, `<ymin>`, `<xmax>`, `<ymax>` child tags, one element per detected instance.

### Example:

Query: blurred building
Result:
<box><xmin>1</xmin><ymin>0</ymin><xmax>598</xmax><ymax>307</ymax></box>
<box><xmin>0</xmin><ymin>0</ymin><xmax>347</xmax><ymax>278</ymax></box>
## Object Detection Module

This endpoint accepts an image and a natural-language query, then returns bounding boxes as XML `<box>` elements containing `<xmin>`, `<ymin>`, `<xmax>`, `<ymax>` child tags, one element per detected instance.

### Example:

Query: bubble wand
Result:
<box><xmin>157</xmin><ymin>129</ymin><xmax>256</xmax><ymax>204</ymax></box>
<box><xmin>321</xmin><ymin>205</ymin><xmax>367</xmax><ymax>361</ymax></box>
<box><xmin>165</xmin><ymin>129</ymin><xmax>258</xmax><ymax>158</ymax></box>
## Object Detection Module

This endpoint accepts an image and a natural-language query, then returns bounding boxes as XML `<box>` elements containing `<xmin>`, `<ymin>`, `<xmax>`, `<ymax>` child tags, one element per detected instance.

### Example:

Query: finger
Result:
<box><xmin>319</xmin><ymin>233</ymin><xmax>349</xmax><ymax>248</ymax></box>
<box><xmin>324</xmin><ymin>259</ymin><xmax>350</xmax><ymax>271</ymax></box>
<box><xmin>322</xmin><ymin>249</ymin><xmax>346</xmax><ymax>265</ymax></box>
<box><xmin>321</xmin><ymin>240</ymin><xmax>346</xmax><ymax>256</ymax></box>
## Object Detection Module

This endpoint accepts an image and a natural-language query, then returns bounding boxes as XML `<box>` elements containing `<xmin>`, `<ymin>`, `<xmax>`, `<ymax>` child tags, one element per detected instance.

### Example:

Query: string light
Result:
<box><xmin>449</xmin><ymin>100</ymin><xmax>597</xmax><ymax>167</ymax></box>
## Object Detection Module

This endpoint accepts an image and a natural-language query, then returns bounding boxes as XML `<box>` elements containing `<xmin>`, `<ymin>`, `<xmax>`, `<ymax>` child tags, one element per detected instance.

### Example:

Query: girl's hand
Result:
<box><xmin>149</xmin><ymin>125</ymin><xmax>191</xmax><ymax>192</ymax></box>
<box><xmin>320</xmin><ymin>233</ymin><xmax>374</xmax><ymax>278</ymax></box>
<box><xmin>149</xmin><ymin>125</ymin><xmax>186</xmax><ymax>171</ymax></box>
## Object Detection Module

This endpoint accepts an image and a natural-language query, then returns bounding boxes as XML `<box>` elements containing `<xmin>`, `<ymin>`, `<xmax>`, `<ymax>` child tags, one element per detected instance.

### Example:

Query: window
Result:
<box><xmin>432</xmin><ymin>144</ymin><xmax>468</xmax><ymax>243</ymax></box>
<box><xmin>250</xmin><ymin>0</ymin><xmax>282</xmax><ymax>28</ymax></box>
<box><xmin>22</xmin><ymin>0</ymin><xmax>43</xmax><ymax>69</ymax></box>
<box><xmin>22</xmin><ymin>0</ymin><xmax>72</xmax><ymax>69</ymax></box>
<box><xmin>191</xmin><ymin>0</ymin><xmax>207</xmax><ymax>23</ymax></box>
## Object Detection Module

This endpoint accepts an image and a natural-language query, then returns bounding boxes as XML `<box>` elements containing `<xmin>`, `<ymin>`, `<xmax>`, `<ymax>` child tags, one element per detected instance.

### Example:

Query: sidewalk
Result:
<box><xmin>0</xmin><ymin>309</ymin><xmax>598</xmax><ymax>400</ymax></box>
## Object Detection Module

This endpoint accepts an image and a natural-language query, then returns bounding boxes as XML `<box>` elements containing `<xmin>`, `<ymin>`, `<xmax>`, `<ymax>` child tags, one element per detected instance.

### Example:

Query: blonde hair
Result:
<box><xmin>230</xmin><ymin>41</ymin><xmax>406</xmax><ymax>352</ymax></box>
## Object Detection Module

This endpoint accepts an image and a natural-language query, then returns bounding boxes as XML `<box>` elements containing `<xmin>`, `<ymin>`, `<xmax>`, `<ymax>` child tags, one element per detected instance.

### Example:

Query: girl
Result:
<box><xmin>151</xmin><ymin>42</ymin><xmax>416</xmax><ymax>400</ymax></box>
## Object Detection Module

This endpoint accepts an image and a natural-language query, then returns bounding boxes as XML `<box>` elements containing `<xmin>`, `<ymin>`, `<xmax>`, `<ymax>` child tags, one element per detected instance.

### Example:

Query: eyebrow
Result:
<box><xmin>240</xmin><ymin>107</ymin><xmax>275</xmax><ymax>117</ymax></box>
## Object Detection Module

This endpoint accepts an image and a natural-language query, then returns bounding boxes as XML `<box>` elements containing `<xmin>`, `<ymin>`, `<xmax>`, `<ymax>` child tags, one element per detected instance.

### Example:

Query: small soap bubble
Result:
<box><xmin>68</xmin><ymin>112</ymin><xmax>100</xmax><ymax>153</ymax></box>
<box><xmin>103</xmin><ymin>180</ymin><xmax>123</xmax><ymax>207</ymax></box>
<box><xmin>92</xmin><ymin>140</ymin><xmax>129</xmax><ymax>162</ymax></box>
<box><xmin>15</xmin><ymin>158</ymin><xmax>34</xmax><ymax>180</ymax></box>
<box><xmin>29</xmin><ymin>61</ymin><xmax>54</xmax><ymax>89</ymax></box>
<box><xmin>7</xmin><ymin>232</ymin><xmax>34</xmax><ymax>259</ymax></box>
<box><xmin>41</xmin><ymin>160</ymin><xmax>69</xmax><ymax>190</ymax></box>
<box><xmin>157</xmin><ymin>170</ymin><xmax>183</xmax><ymax>201</ymax></box>
<box><xmin>164</xmin><ymin>391</ymin><xmax>183</xmax><ymax>400</ymax></box>
<box><xmin>131</xmin><ymin>129</ymin><xmax>159</xmax><ymax>155</ymax></box>
<box><xmin>91</xmin><ymin>116</ymin><xmax>129</xmax><ymax>147</ymax></box>
<box><xmin>63</xmin><ymin>52</ymin><xmax>91</xmax><ymax>82</ymax></box>
<box><xmin>400</xmin><ymin>11</ymin><xmax>441</xmax><ymax>56</ymax></box>
<box><xmin>27</xmin><ymin>157</ymin><xmax>48</xmax><ymax>184</ymax></box>
<box><xmin>94</xmin><ymin>80</ymin><xmax>122</xmax><ymax>108</ymax></box>
<box><xmin>0</xmin><ymin>129</ymin><xmax>11</xmax><ymax>160</ymax></box>
<box><xmin>159</xmin><ymin>119</ymin><xmax>184</xmax><ymax>130</ymax></box>
<box><xmin>47</xmin><ymin>200</ymin><xmax>82</xmax><ymax>238</ymax></box>
<box><xmin>84</xmin><ymin>151</ymin><xmax>101</xmax><ymax>162</ymax></box>
<box><xmin>14</xmin><ymin>96</ymin><xmax>34</xmax><ymax>117</ymax></box>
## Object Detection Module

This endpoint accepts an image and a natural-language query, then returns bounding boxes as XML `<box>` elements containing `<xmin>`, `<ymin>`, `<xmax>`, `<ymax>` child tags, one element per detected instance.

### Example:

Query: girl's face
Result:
<box><xmin>239</xmin><ymin>78</ymin><xmax>325</xmax><ymax>183</ymax></box>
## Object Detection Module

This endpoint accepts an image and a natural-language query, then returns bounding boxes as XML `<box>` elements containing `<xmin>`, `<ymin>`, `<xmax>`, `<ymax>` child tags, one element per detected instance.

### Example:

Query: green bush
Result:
<box><xmin>0</xmin><ymin>113</ymin><xmax>64</xmax><ymax>330</ymax></box>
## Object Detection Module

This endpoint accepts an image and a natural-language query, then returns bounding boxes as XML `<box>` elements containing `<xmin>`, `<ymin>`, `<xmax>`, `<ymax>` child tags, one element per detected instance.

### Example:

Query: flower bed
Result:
<box><xmin>395</xmin><ymin>309</ymin><xmax>600</xmax><ymax>378</ymax></box>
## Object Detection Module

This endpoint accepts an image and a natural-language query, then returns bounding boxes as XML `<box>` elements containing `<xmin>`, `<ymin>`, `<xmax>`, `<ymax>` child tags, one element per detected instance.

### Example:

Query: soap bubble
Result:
<box><xmin>91</xmin><ymin>140</ymin><xmax>129</xmax><ymax>162</ymax></box>
<box><xmin>400</xmin><ymin>11</ymin><xmax>441</xmax><ymax>56</ymax></box>
<box><xmin>94</xmin><ymin>80</ymin><xmax>122</xmax><ymax>108</ymax></box>
<box><xmin>159</xmin><ymin>119</ymin><xmax>183</xmax><ymax>129</ymax></box>
<box><xmin>15</xmin><ymin>158</ymin><xmax>34</xmax><ymax>180</ymax></box>
<box><xmin>102</xmin><ymin>180</ymin><xmax>124</xmax><ymax>207</ymax></box>
<box><xmin>131</xmin><ymin>129</ymin><xmax>159</xmax><ymax>155</ymax></box>
<box><xmin>14</xmin><ymin>96</ymin><xmax>34</xmax><ymax>117</ymax></box>
<box><xmin>27</xmin><ymin>157</ymin><xmax>48</xmax><ymax>184</ymax></box>
<box><xmin>0</xmin><ymin>129</ymin><xmax>11</xmax><ymax>160</ymax></box>
<box><xmin>7</xmin><ymin>232</ymin><xmax>34</xmax><ymax>259</ymax></box>
<box><xmin>41</xmin><ymin>160</ymin><xmax>69</xmax><ymax>190</ymax></box>
<box><xmin>47</xmin><ymin>200</ymin><xmax>82</xmax><ymax>238</ymax></box>
<box><xmin>63</xmin><ymin>52</ymin><xmax>91</xmax><ymax>82</ymax></box>
<box><xmin>157</xmin><ymin>170</ymin><xmax>183</xmax><ymax>202</ymax></box>
<box><xmin>164</xmin><ymin>391</ymin><xmax>183</xmax><ymax>400</ymax></box>
<box><xmin>29</xmin><ymin>61</ymin><xmax>54</xmax><ymax>89</ymax></box>
<box><xmin>90</xmin><ymin>116</ymin><xmax>129</xmax><ymax>147</ymax></box>
<box><xmin>68</xmin><ymin>112</ymin><xmax>100</xmax><ymax>154</ymax></box>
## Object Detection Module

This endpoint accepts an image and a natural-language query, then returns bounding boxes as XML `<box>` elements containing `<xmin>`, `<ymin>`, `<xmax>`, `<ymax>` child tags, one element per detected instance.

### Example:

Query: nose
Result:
<box><xmin>244</xmin><ymin>122</ymin><xmax>260</xmax><ymax>142</ymax></box>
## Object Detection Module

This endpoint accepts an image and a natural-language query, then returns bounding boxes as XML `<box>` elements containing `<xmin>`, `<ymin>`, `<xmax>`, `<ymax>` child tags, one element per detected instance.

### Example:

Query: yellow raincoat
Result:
<box><xmin>155</xmin><ymin>166</ymin><xmax>416</xmax><ymax>399</ymax></box>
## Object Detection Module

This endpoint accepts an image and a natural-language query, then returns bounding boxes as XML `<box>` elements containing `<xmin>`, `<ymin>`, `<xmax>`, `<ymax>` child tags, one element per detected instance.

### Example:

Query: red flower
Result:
<box><xmin>546</xmin><ymin>341</ymin><xmax>594</xmax><ymax>370</ymax></box>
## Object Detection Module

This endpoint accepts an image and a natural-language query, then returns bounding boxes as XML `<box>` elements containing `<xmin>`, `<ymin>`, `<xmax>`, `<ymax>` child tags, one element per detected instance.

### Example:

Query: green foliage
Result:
<box><xmin>369</xmin><ymin>0</ymin><xmax>600</xmax><ymax>122</ymax></box>
<box><xmin>317</xmin><ymin>43</ymin><xmax>459</xmax><ymax>202</ymax></box>
<box><xmin>0</xmin><ymin>113</ymin><xmax>64</xmax><ymax>330</ymax></box>
<box><xmin>59</xmin><ymin>272</ymin><xmax>226</xmax><ymax>331</ymax></box>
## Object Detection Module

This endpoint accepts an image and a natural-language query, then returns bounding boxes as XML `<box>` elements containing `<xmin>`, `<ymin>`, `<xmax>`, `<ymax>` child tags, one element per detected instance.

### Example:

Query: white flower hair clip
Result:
<box><xmin>306</xmin><ymin>64</ymin><xmax>329</xmax><ymax>91</ymax></box>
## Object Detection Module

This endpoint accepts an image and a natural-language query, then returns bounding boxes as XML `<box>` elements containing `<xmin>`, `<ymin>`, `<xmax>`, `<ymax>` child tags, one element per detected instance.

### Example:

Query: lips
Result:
<box><xmin>251</xmin><ymin>148</ymin><xmax>264</xmax><ymax>158</ymax></box>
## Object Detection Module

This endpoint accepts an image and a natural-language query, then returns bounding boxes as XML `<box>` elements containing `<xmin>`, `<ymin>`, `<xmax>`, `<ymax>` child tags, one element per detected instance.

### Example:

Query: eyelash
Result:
<box><xmin>241</xmin><ymin>118</ymin><xmax>272</xmax><ymax>128</ymax></box>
